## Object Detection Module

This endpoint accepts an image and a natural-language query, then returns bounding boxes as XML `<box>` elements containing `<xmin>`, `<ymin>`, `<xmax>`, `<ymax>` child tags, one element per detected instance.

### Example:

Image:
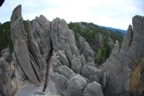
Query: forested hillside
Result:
<box><xmin>0</xmin><ymin>22</ymin><xmax>13</xmax><ymax>53</ymax></box>
<box><xmin>68</xmin><ymin>22</ymin><xmax>124</xmax><ymax>64</ymax></box>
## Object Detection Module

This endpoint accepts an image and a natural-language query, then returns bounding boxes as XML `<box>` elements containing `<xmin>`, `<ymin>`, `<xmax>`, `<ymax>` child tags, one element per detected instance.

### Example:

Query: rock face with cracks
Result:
<box><xmin>101</xmin><ymin>16</ymin><xmax>144</xmax><ymax>96</ymax></box>
<box><xmin>9</xmin><ymin>5</ymin><xmax>102</xmax><ymax>96</ymax></box>
<box><xmin>0</xmin><ymin>5</ymin><xmax>144</xmax><ymax>96</ymax></box>
<box><xmin>11</xmin><ymin>5</ymin><xmax>47</xmax><ymax>87</ymax></box>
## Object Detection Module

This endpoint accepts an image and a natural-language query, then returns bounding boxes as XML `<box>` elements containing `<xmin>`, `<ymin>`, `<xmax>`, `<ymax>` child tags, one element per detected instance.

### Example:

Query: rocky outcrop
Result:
<box><xmin>101</xmin><ymin>15</ymin><xmax>144</xmax><ymax>96</ymax></box>
<box><xmin>9</xmin><ymin>5</ymin><xmax>103</xmax><ymax>96</ymax></box>
<box><xmin>0</xmin><ymin>48</ymin><xmax>12</xmax><ymax>96</ymax></box>
<box><xmin>83</xmin><ymin>81</ymin><xmax>104</xmax><ymax>96</ymax></box>
<box><xmin>0</xmin><ymin>58</ymin><xmax>11</xmax><ymax>96</ymax></box>
<box><xmin>66</xmin><ymin>74</ymin><xmax>88</xmax><ymax>96</ymax></box>
<box><xmin>31</xmin><ymin>15</ymin><xmax>51</xmax><ymax>58</ymax></box>
<box><xmin>11</xmin><ymin>5</ymin><xmax>46</xmax><ymax>86</ymax></box>
<box><xmin>1</xmin><ymin>4</ymin><xmax>144</xmax><ymax>96</ymax></box>
<box><xmin>77</xmin><ymin>36</ymin><xmax>95</xmax><ymax>59</ymax></box>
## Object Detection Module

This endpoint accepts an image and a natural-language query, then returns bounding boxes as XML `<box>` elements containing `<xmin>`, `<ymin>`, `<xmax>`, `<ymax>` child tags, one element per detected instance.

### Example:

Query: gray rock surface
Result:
<box><xmin>83</xmin><ymin>81</ymin><xmax>104</xmax><ymax>96</ymax></box>
<box><xmin>0</xmin><ymin>58</ymin><xmax>11</xmax><ymax>96</ymax></box>
<box><xmin>8</xmin><ymin>5</ymin><xmax>108</xmax><ymax>96</ymax></box>
<box><xmin>77</xmin><ymin>36</ymin><xmax>95</xmax><ymax>59</ymax></box>
<box><xmin>66</xmin><ymin>74</ymin><xmax>88</xmax><ymax>96</ymax></box>
<box><xmin>11</xmin><ymin>5</ymin><xmax>48</xmax><ymax>90</ymax></box>
<box><xmin>2</xmin><ymin>4</ymin><xmax>144</xmax><ymax>96</ymax></box>
<box><xmin>81</xmin><ymin>65</ymin><xmax>102</xmax><ymax>83</ymax></box>
<box><xmin>50</xmin><ymin>18</ymin><xmax>78</xmax><ymax>54</ymax></box>
<box><xmin>11</xmin><ymin>5</ymin><xmax>40</xmax><ymax>86</ymax></box>
<box><xmin>1</xmin><ymin>48</ymin><xmax>12</xmax><ymax>62</ymax></box>
<box><xmin>46</xmin><ymin>17</ymin><xmax>103</xmax><ymax>96</ymax></box>
<box><xmin>71</xmin><ymin>55</ymin><xmax>82</xmax><ymax>73</ymax></box>
<box><xmin>31</xmin><ymin>15</ymin><xmax>51</xmax><ymax>58</ymax></box>
<box><xmin>52</xmin><ymin>72</ymin><xmax>68</xmax><ymax>95</ymax></box>
<box><xmin>101</xmin><ymin>15</ymin><xmax>144</xmax><ymax>96</ymax></box>
<box><xmin>57</xmin><ymin>50</ymin><xmax>70</xmax><ymax>67</ymax></box>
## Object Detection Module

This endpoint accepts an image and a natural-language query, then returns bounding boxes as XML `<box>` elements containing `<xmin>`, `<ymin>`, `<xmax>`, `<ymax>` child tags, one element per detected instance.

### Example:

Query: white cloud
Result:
<box><xmin>0</xmin><ymin>0</ymin><xmax>144</xmax><ymax>29</ymax></box>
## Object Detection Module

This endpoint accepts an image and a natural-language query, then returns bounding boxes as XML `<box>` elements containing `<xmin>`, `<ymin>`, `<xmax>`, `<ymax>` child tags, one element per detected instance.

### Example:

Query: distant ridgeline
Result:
<box><xmin>101</xmin><ymin>26</ymin><xmax>126</xmax><ymax>36</ymax></box>
<box><xmin>68</xmin><ymin>22</ymin><xmax>124</xmax><ymax>64</ymax></box>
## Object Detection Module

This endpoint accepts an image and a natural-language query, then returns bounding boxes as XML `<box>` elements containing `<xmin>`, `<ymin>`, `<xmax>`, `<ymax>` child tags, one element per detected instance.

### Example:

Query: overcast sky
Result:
<box><xmin>0</xmin><ymin>0</ymin><xmax>144</xmax><ymax>29</ymax></box>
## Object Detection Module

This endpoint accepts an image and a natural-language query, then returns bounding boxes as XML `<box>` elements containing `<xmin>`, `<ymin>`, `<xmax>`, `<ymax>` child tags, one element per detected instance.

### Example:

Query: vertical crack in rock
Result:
<box><xmin>13</xmin><ymin>50</ymin><xmax>28</xmax><ymax>80</ymax></box>
<box><xmin>121</xmin><ymin>25</ymin><xmax>133</xmax><ymax>51</ymax></box>
<box><xmin>42</xmin><ymin>35</ymin><xmax>53</xmax><ymax>92</ymax></box>
<box><xmin>128</xmin><ymin>25</ymin><xmax>133</xmax><ymax>47</ymax></box>
<box><xmin>11</xmin><ymin>5</ymin><xmax>40</xmax><ymax>86</ymax></box>
<box><xmin>4</xmin><ymin>4</ymin><xmax>144</xmax><ymax>96</ymax></box>
<box><xmin>102</xmin><ymin>15</ymin><xmax>144</xmax><ymax>96</ymax></box>
<box><xmin>29</xmin><ymin>53</ymin><xmax>41</xmax><ymax>82</ymax></box>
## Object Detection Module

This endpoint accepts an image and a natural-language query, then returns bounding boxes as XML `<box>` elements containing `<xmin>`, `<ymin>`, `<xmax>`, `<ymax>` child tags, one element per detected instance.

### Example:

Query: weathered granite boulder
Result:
<box><xmin>57</xmin><ymin>50</ymin><xmax>70</xmax><ymax>67</ymax></box>
<box><xmin>71</xmin><ymin>55</ymin><xmax>82</xmax><ymax>74</ymax></box>
<box><xmin>66</xmin><ymin>74</ymin><xmax>88</xmax><ymax>96</ymax></box>
<box><xmin>81</xmin><ymin>65</ymin><xmax>102</xmax><ymax>83</ymax></box>
<box><xmin>52</xmin><ymin>72</ymin><xmax>68</xmax><ymax>95</ymax></box>
<box><xmin>31</xmin><ymin>15</ymin><xmax>51</xmax><ymax>58</ymax></box>
<box><xmin>50</xmin><ymin>18</ymin><xmax>79</xmax><ymax>56</ymax></box>
<box><xmin>77</xmin><ymin>36</ymin><xmax>95</xmax><ymax>59</ymax></box>
<box><xmin>51</xmin><ymin>53</ymin><xmax>75</xmax><ymax>80</ymax></box>
<box><xmin>83</xmin><ymin>81</ymin><xmax>104</xmax><ymax>96</ymax></box>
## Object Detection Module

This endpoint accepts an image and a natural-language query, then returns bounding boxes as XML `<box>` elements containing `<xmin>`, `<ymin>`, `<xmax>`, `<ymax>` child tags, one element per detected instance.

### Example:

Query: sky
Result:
<box><xmin>0</xmin><ymin>0</ymin><xmax>144</xmax><ymax>30</ymax></box>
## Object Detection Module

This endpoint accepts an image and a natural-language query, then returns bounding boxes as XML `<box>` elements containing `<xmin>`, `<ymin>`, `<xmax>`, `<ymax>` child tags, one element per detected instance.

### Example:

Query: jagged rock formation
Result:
<box><xmin>77</xmin><ymin>36</ymin><xmax>95</xmax><ymax>59</ymax></box>
<box><xmin>0</xmin><ymin>4</ymin><xmax>144</xmax><ymax>96</ymax></box>
<box><xmin>11</xmin><ymin>5</ymin><xmax>47</xmax><ymax>87</ymax></box>
<box><xmin>68</xmin><ymin>22</ymin><xmax>123</xmax><ymax>64</ymax></box>
<box><xmin>9</xmin><ymin>5</ymin><xmax>103</xmax><ymax>96</ymax></box>
<box><xmin>101</xmin><ymin>15</ymin><xmax>144</xmax><ymax>96</ymax></box>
